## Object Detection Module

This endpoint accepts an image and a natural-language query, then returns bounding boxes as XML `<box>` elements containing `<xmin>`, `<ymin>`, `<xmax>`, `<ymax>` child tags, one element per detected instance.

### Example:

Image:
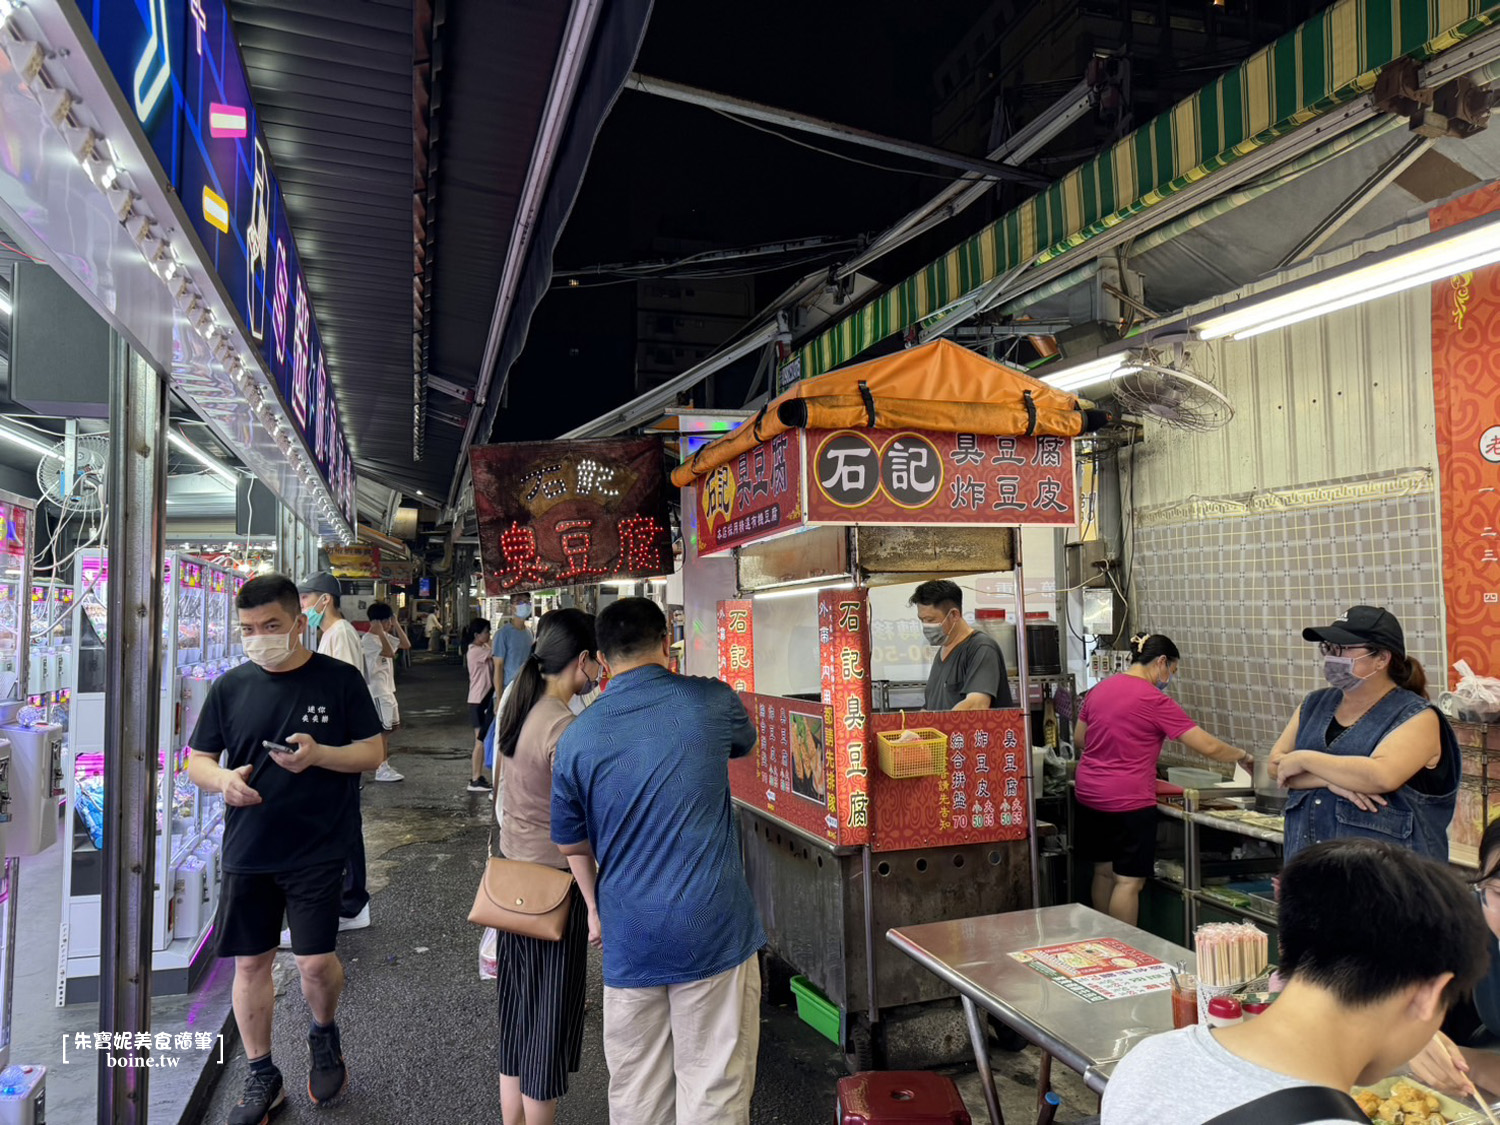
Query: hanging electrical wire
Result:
<box><xmin>707</xmin><ymin>107</ymin><xmax>1007</xmax><ymax>183</ymax></box>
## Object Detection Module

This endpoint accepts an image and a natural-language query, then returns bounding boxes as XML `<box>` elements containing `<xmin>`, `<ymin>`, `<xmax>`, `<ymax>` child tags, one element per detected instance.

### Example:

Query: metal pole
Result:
<box><xmin>98</xmin><ymin>340</ymin><xmax>167</xmax><ymax>1124</ymax></box>
<box><xmin>625</xmin><ymin>73</ymin><xmax>1049</xmax><ymax>187</ymax></box>
<box><xmin>962</xmin><ymin>995</ymin><xmax>1006</xmax><ymax>1125</ymax></box>
<box><xmin>1014</xmin><ymin>532</ymin><xmax>1042</xmax><ymax>907</ymax></box>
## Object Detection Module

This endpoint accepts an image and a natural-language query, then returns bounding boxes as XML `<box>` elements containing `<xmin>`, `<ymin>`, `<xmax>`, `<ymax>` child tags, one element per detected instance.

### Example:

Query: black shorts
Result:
<box><xmin>1073</xmin><ymin>800</ymin><xmax>1159</xmax><ymax>879</ymax></box>
<box><xmin>469</xmin><ymin>694</ymin><xmax>494</xmax><ymax>735</ymax></box>
<box><xmin>217</xmin><ymin>859</ymin><xmax>345</xmax><ymax>958</ymax></box>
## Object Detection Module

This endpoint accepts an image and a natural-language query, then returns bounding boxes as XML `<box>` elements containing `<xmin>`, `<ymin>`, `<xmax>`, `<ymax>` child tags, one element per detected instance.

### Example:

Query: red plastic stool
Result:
<box><xmin>837</xmin><ymin>1071</ymin><xmax>974</xmax><ymax>1123</ymax></box>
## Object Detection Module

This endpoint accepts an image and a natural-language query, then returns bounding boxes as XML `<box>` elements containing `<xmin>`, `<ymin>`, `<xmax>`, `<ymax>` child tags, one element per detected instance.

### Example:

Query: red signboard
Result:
<box><xmin>728</xmin><ymin>692</ymin><xmax>837</xmax><ymax>842</ymax></box>
<box><xmin>470</xmin><ymin>437</ymin><xmax>673</xmax><ymax>596</ymax></box>
<box><xmin>805</xmin><ymin>428</ymin><xmax>1075</xmax><ymax>527</ymax></box>
<box><xmin>821</xmin><ymin>587</ymin><xmax>872</xmax><ymax>847</ymax></box>
<box><xmin>868</xmin><ymin>709</ymin><xmax>1029</xmax><ymax>851</ymax></box>
<box><xmin>698</xmin><ymin>433</ymin><xmax>801</xmax><ymax>555</ymax></box>
<box><xmin>717</xmin><ymin>600</ymin><xmax>755</xmax><ymax>692</ymax></box>
<box><xmin>1431</xmin><ymin>184</ymin><xmax>1500</xmax><ymax>684</ymax></box>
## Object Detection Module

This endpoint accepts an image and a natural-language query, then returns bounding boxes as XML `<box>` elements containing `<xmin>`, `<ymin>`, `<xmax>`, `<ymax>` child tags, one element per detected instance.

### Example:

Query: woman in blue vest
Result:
<box><xmin>1273</xmin><ymin>605</ymin><xmax>1459</xmax><ymax>863</ymax></box>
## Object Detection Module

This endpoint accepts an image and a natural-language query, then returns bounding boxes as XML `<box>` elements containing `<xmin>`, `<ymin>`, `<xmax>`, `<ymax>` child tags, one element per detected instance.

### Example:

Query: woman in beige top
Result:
<box><xmin>491</xmin><ymin>608</ymin><xmax>600</xmax><ymax>1125</ymax></box>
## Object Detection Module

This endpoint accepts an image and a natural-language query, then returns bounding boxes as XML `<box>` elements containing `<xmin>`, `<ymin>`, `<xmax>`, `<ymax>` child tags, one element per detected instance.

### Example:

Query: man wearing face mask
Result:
<box><xmin>297</xmin><ymin>572</ymin><xmax>374</xmax><ymax>933</ymax></box>
<box><xmin>909</xmin><ymin>580</ymin><xmax>1014</xmax><ymax>712</ymax></box>
<box><xmin>494</xmin><ymin>593</ymin><xmax>536</xmax><ymax>692</ymax></box>
<box><xmin>186</xmin><ymin>576</ymin><xmax>384</xmax><ymax>1122</ymax></box>
<box><xmin>1273</xmin><ymin>605</ymin><xmax>1461</xmax><ymax>863</ymax></box>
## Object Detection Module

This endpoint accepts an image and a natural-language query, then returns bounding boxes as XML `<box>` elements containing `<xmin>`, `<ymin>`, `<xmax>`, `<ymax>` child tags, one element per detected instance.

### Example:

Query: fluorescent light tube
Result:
<box><xmin>0</xmin><ymin>423</ymin><xmax>60</xmax><ymax>460</ymax></box>
<box><xmin>1197</xmin><ymin>213</ymin><xmax>1500</xmax><ymax>341</ymax></box>
<box><xmin>1035</xmin><ymin>355</ymin><xmax>1135</xmax><ymax>393</ymax></box>
<box><xmin>168</xmin><ymin>431</ymin><xmax>238</xmax><ymax>486</ymax></box>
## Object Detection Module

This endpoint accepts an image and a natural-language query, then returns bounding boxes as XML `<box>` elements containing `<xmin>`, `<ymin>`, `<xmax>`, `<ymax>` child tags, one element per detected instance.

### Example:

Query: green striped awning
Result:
<box><xmin>795</xmin><ymin>0</ymin><xmax>1500</xmax><ymax>379</ymax></box>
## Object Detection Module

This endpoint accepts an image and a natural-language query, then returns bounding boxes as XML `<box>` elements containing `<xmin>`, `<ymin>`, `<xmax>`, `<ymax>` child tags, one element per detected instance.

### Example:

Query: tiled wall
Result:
<box><xmin>1131</xmin><ymin>470</ymin><xmax>1443</xmax><ymax>765</ymax></box>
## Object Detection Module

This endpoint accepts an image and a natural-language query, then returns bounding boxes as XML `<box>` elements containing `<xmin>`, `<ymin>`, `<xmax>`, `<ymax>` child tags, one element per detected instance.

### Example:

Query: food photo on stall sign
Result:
<box><xmin>789</xmin><ymin>711</ymin><xmax>828</xmax><ymax>804</ymax></box>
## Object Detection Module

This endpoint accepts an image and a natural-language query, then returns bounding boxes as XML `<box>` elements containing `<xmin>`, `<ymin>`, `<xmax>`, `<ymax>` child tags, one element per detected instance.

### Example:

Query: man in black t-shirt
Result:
<box><xmin>910</xmin><ymin>579</ymin><xmax>1014</xmax><ymax>711</ymax></box>
<box><xmin>187</xmin><ymin>575</ymin><xmax>383</xmax><ymax>1124</ymax></box>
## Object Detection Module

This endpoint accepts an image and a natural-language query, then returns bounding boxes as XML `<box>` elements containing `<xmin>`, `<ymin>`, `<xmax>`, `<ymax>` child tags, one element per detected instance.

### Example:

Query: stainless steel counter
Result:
<box><xmin>888</xmin><ymin>904</ymin><xmax>1191</xmax><ymax>1125</ymax></box>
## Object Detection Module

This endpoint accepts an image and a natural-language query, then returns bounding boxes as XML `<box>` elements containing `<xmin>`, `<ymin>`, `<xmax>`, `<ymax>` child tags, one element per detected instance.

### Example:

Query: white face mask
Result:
<box><xmin>243</xmin><ymin>632</ymin><xmax>298</xmax><ymax>670</ymax></box>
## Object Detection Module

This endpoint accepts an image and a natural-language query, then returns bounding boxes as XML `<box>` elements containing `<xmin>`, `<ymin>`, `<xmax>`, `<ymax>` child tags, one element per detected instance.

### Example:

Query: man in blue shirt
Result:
<box><xmin>552</xmin><ymin>598</ymin><xmax>765</xmax><ymax>1125</ymax></box>
<box><xmin>493</xmin><ymin>593</ymin><xmax>535</xmax><ymax>689</ymax></box>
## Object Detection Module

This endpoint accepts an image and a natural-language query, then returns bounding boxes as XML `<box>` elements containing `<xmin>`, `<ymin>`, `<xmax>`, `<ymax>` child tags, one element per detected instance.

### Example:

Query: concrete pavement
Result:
<box><xmin>194</xmin><ymin>656</ymin><xmax>1098</xmax><ymax>1124</ymax></box>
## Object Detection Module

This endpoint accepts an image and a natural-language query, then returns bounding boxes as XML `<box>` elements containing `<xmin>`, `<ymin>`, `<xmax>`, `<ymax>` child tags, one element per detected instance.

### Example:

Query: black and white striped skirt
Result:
<box><xmin>496</xmin><ymin>882</ymin><xmax>589</xmax><ymax>1101</ymax></box>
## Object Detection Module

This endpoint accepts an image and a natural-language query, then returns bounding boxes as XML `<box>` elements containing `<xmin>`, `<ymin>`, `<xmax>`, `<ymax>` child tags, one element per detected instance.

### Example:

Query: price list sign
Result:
<box><xmin>868</xmin><ymin>709</ymin><xmax>1029</xmax><ymax>852</ymax></box>
<box><xmin>728</xmin><ymin>692</ymin><xmax>833</xmax><ymax>842</ymax></box>
<box><xmin>471</xmin><ymin>438</ymin><xmax>673</xmax><ymax>596</ymax></box>
<box><xmin>716</xmin><ymin>600</ymin><xmax>755</xmax><ymax>692</ymax></box>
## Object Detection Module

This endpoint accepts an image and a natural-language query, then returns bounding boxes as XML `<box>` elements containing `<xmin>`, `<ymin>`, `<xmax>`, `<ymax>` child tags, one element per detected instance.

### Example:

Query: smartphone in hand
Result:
<box><xmin>262</xmin><ymin>739</ymin><xmax>295</xmax><ymax>755</ymax></box>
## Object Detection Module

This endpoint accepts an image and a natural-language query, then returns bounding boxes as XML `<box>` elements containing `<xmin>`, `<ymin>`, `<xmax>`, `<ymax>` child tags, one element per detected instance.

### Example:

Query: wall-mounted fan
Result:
<box><xmin>37</xmin><ymin>433</ymin><xmax>109</xmax><ymax>516</ymax></box>
<box><xmin>1113</xmin><ymin>343</ymin><xmax>1234</xmax><ymax>432</ymax></box>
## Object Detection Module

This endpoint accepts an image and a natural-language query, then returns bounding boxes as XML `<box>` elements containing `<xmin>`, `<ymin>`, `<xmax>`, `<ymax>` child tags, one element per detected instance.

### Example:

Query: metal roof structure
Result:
<box><xmin>227</xmin><ymin>0</ymin><xmax>652</xmax><ymax>505</ymax></box>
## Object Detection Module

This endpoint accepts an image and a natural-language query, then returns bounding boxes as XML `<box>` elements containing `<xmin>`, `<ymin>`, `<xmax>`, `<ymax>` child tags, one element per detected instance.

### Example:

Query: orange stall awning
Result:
<box><xmin>670</xmin><ymin>339</ymin><xmax>1093</xmax><ymax>488</ymax></box>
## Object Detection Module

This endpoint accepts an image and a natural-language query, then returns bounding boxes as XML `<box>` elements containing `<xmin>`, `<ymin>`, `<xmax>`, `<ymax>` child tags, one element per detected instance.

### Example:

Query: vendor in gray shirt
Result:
<box><xmin>910</xmin><ymin>580</ymin><xmax>1013</xmax><ymax>712</ymax></box>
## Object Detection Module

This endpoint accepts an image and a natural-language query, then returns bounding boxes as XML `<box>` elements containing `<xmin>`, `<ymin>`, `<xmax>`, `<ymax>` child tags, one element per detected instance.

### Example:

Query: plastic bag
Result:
<box><xmin>478</xmin><ymin>926</ymin><xmax>498</xmax><ymax>981</ymax></box>
<box><xmin>1442</xmin><ymin>661</ymin><xmax>1500</xmax><ymax>723</ymax></box>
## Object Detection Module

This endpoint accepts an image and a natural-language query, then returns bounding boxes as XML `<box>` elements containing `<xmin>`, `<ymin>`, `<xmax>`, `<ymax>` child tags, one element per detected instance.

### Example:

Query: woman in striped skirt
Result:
<box><xmin>492</xmin><ymin>608</ymin><xmax>601</xmax><ymax>1125</ymax></box>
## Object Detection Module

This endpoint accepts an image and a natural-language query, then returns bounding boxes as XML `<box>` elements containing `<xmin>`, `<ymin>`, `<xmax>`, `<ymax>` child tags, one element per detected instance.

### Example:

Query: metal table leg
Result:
<box><xmin>962</xmin><ymin>996</ymin><xmax>1005</xmax><ymax>1125</ymax></box>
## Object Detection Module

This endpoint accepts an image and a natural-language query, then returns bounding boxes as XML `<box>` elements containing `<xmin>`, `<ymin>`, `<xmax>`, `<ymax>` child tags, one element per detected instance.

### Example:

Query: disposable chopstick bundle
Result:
<box><xmin>1194</xmin><ymin>922</ymin><xmax>1270</xmax><ymax>989</ymax></box>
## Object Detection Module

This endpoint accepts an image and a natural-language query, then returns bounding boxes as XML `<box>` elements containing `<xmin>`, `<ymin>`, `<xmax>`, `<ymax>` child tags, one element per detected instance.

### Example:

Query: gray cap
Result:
<box><xmin>297</xmin><ymin>572</ymin><xmax>341</xmax><ymax>598</ymax></box>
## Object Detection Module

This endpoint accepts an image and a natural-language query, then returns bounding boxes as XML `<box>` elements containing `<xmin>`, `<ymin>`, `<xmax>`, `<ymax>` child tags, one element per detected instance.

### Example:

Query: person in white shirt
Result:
<box><xmin>360</xmin><ymin>603</ymin><xmax>409</xmax><ymax>783</ymax></box>
<box><xmin>297</xmin><ymin>572</ymin><xmax>372</xmax><ymax>932</ymax></box>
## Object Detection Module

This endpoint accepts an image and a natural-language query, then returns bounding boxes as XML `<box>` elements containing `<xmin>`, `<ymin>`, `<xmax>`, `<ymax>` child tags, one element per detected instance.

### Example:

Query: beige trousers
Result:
<box><xmin>603</xmin><ymin>954</ymin><xmax>761</xmax><ymax>1125</ymax></box>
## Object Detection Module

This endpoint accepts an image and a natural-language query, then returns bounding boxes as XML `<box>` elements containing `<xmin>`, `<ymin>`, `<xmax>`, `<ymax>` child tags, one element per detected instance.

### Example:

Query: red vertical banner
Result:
<box><xmin>820</xmin><ymin>587</ymin><xmax>872</xmax><ymax>847</ymax></box>
<box><xmin>1432</xmin><ymin>185</ymin><xmax>1500</xmax><ymax>683</ymax></box>
<box><xmin>716</xmin><ymin>600</ymin><xmax>756</xmax><ymax>691</ymax></box>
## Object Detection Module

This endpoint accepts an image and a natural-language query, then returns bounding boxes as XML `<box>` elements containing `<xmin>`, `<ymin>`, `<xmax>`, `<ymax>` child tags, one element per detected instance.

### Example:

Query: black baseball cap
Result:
<box><xmin>297</xmin><ymin>572</ymin><xmax>341</xmax><ymax>599</ymax></box>
<box><xmin>1302</xmin><ymin>605</ymin><xmax>1405</xmax><ymax>656</ymax></box>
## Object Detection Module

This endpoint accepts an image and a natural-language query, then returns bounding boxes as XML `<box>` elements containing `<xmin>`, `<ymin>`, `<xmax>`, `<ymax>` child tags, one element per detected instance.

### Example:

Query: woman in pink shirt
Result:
<box><xmin>1074</xmin><ymin>633</ymin><xmax>1252</xmax><ymax>924</ymax></box>
<box><xmin>465</xmin><ymin>619</ymin><xmax>497</xmax><ymax>793</ymax></box>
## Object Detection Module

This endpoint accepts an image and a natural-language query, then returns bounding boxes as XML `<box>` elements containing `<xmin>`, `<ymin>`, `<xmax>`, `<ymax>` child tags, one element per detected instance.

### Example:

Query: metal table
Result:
<box><xmin>887</xmin><ymin>904</ymin><xmax>1192</xmax><ymax>1125</ymax></box>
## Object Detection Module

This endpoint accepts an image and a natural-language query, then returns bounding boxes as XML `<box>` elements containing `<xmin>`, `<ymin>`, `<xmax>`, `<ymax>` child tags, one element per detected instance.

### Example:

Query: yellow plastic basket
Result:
<box><xmin>876</xmin><ymin>726</ymin><xmax>949</xmax><ymax>779</ymax></box>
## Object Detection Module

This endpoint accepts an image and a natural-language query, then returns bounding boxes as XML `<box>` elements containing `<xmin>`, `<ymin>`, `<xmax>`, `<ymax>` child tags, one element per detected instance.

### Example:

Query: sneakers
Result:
<box><xmin>467</xmin><ymin>776</ymin><xmax>492</xmax><ymax>792</ymax></box>
<box><xmin>227</xmin><ymin>1065</ymin><xmax>284</xmax><ymax>1125</ymax></box>
<box><xmin>338</xmin><ymin>904</ymin><xmax>370</xmax><ymax>932</ymax></box>
<box><xmin>306</xmin><ymin>1023</ymin><xmax>348</xmax><ymax>1106</ymax></box>
<box><xmin>373</xmin><ymin>762</ymin><xmax>404</xmax><ymax>782</ymax></box>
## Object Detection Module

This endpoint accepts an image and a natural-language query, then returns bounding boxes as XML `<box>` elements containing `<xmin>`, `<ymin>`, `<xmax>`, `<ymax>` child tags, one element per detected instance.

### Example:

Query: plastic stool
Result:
<box><xmin>837</xmin><ymin>1071</ymin><xmax>973</xmax><ymax>1123</ymax></box>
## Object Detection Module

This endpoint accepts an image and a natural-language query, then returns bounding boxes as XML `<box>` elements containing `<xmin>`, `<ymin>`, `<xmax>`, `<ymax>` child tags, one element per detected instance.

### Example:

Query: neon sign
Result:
<box><xmin>75</xmin><ymin>0</ymin><xmax>359</xmax><ymax>529</ymax></box>
<box><xmin>132</xmin><ymin>0</ymin><xmax>172</xmax><ymax>122</ymax></box>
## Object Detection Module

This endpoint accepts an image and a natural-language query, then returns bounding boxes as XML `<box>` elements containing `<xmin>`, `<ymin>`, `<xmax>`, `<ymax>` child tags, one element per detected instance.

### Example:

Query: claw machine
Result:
<box><xmin>59</xmin><ymin>551</ymin><xmax>225</xmax><ymax>1003</ymax></box>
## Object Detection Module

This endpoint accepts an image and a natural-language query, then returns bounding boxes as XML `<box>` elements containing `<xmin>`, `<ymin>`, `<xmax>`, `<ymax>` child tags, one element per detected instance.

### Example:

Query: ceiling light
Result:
<box><xmin>168</xmin><ymin>431</ymin><xmax>238</xmax><ymax>487</ymax></box>
<box><xmin>106</xmin><ymin>187</ymin><xmax>135</xmax><ymax>222</ymax></box>
<box><xmin>40</xmin><ymin>88</ymin><xmax>75</xmax><ymax>127</ymax></box>
<box><xmin>4</xmin><ymin>38</ymin><xmax>43</xmax><ymax>84</ymax></box>
<box><xmin>0</xmin><ymin>293</ymin><xmax>10</xmax><ymax>318</ymax></box>
<box><xmin>1196</xmin><ymin>211</ymin><xmax>1500</xmax><ymax>341</ymax></box>
<box><xmin>1034</xmin><ymin>354</ymin><xmax>1137</xmax><ymax>393</ymax></box>
<box><xmin>0</xmin><ymin>422</ymin><xmax>60</xmax><ymax>461</ymax></box>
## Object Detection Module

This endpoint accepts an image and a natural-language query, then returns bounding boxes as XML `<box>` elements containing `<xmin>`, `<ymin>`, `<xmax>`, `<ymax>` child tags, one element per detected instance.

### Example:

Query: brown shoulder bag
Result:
<box><xmin>468</xmin><ymin>753</ymin><xmax>574</xmax><ymax>941</ymax></box>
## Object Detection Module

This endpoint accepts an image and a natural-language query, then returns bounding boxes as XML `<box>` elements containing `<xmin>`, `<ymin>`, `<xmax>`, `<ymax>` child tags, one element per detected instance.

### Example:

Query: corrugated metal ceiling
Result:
<box><xmin>227</xmin><ymin>0</ymin><xmax>573</xmax><ymax>500</ymax></box>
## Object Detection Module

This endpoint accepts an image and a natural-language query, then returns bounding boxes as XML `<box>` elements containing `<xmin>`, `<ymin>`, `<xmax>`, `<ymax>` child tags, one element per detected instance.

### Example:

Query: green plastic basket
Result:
<box><xmin>789</xmin><ymin>975</ymin><xmax>842</xmax><ymax>1045</ymax></box>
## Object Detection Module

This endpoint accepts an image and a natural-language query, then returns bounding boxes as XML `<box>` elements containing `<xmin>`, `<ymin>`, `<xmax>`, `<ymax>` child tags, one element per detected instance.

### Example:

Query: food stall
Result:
<box><xmin>672</xmin><ymin>339</ymin><xmax>1104</xmax><ymax>1064</ymax></box>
